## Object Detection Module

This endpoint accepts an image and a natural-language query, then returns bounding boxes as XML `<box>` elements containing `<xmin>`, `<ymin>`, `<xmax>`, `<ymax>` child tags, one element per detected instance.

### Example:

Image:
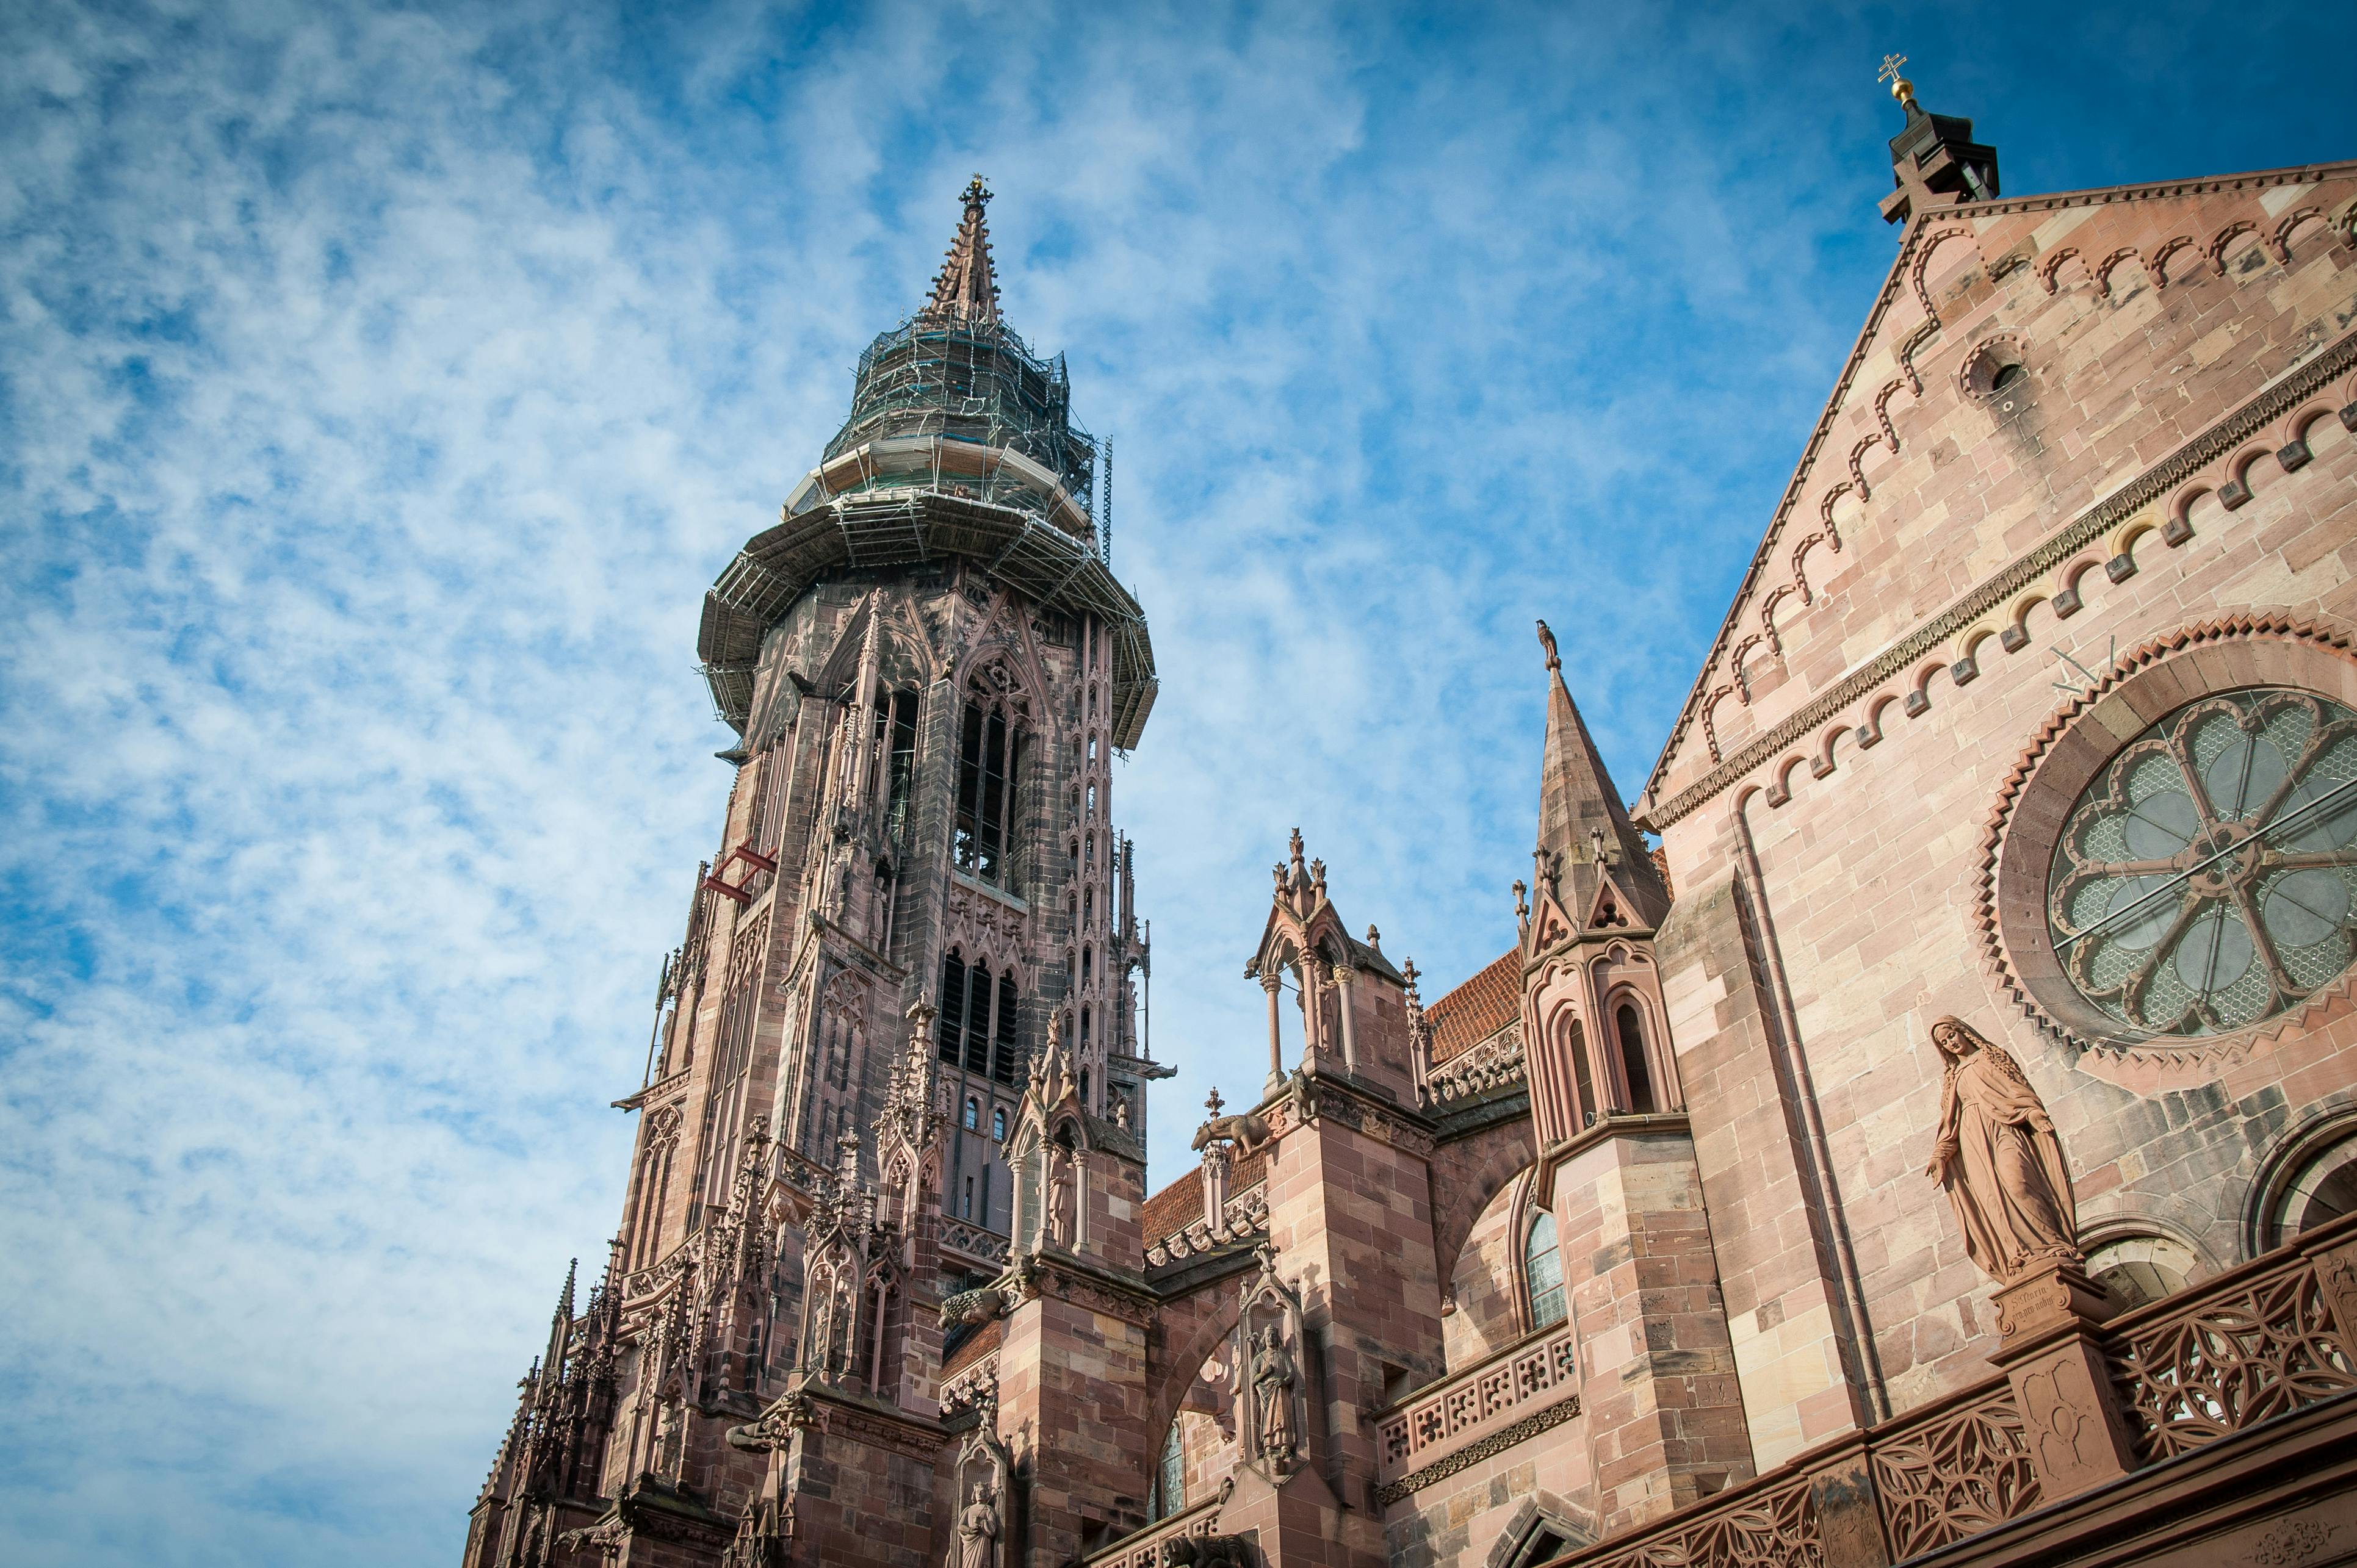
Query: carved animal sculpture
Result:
<box><xmin>1191</xmin><ymin>1112</ymin><xmax>1270</xmax><ymax>1156</ymax></box>
<box><xmin>1162</xmin><ymin>1536</ymin><xmax>1256</xmax><ymax>1568</ymax></box>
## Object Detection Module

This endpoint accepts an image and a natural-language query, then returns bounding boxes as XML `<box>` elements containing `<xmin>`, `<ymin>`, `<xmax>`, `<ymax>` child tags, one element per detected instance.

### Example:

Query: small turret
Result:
<box><xmin>1877</xmin><ymin>55</ymin><xmax>2001</xmax><ymax>226</ymax></box>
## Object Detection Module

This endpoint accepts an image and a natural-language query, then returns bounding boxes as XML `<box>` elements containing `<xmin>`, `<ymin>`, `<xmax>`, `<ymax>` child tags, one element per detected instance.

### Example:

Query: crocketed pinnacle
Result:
<box><xmin>921</xmin><ymin>175</ymin><xmax>1003</xmax><ymax>328</ymax></box>
<box><xmin>1536</xmin><ymin>621</ymin><xmax>1670</xmax><ymax>927</ymax></box>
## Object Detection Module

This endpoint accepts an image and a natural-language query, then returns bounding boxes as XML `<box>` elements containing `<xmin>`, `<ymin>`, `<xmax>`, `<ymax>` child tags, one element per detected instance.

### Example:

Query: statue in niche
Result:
<box><xmin>1922</xmin><ymin>1016</ymin><xmax>2081</xmax><ymax>1282</ymax></box>
<box><xmin>1251</xmin><ymin>1324</ymin><xmax>1299</xmax><ymax>1464</ymax></box>
<box><xmin>951</xmin><ymin>1481</ymin><xmax>1000</xmax><ymax>1568</ymax></box>
<box><xmin>1045</xmin><ymin>1145</ymin><xmax>1074</xmax><ymax>1248</ymax></box>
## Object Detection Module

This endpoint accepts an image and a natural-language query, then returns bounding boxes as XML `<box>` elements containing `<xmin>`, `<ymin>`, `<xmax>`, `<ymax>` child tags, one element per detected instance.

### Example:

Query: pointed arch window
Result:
<box><xmin>937</xmin><ymin>954</ymin><xmax>967</xmax><ymax>1065</ymax></box>
<box><xmin>992</xmin><ymin>1107</ymin><xmax>1008</xmax><ymax>1142</ymax></box>
<box><xmin>963</xmin><ymin>1096</ymin><xmax>980</xmax><ymax>1131</ymax></box>
<box><xmin>1615</xmin><ymin>1003</ymin><xmax>1658</xmax><ymax>1114</ymax></box>
<box><xmin>993</xmin><ymin>973</ymin><xmax>1019</xmax><ymax>1084</ymax></box>
<box><xmin>955</xmin><ymin>700</ymin><xmax>1022</xmax><ymax>887</ymax></box>
<box><xmin>1152</xmin><ymin>1419</ymin><xmax>1185</xmax><ymax>1520</ymax></box>
<box><xmin>1561</xmin><ymin>1016</ymin><xmax>1597</xmax><ymax>1127</ymax></box>
<box><xmin>1526</xmin><ymin>1211</ymin><xmax>1567</xmax><ymax>1329</ymax></box>
<box><xmin>939</xmin><ymin>953</ymin><xmax>1020</xmax><ymax>1084</ymax></box>
<box><xmin>883</xmin><ymin>690</ymin><xmax>920</xmax><ymax>843</ymax></box>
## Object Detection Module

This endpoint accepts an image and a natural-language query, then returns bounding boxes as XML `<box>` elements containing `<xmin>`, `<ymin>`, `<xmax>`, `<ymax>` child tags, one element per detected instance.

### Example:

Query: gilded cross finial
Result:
<box><xmin>1879</xmin><ymin>54</ymin><xmax>1918</xmax><ymax>111</ymax></box>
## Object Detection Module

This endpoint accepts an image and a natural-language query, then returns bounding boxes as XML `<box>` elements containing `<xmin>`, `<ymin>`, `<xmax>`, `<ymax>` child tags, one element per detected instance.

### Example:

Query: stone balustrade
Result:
<box><xmin>1542</xmin><ymin>1210</ymin><xmax>2357</xmax><ymax>1568</ymax></box>
<box><xmin>939</xmin><ymin>1350</ymin><xmax>998</xmax><ymax>1415</ymax></box>
<box><xmin>1144</xmin><ymin>1181</ymin><xmax>1269</xmax><ymax>1268</ymax></box>
<box><xmin>1081</xmin><ymin>1489</ymin><xmax>1228</xmax><ymax>1568</ymax></box>
<box><xmin>1374</xmin><ymin>1323</ymin><xmax>1582</xmax><ymax>1501</ymax></box>
<box><xmin>939</xmin><ymin>1217</ymin><xmax>1010</xmax><ymax>1265</ymax></box>
<box><xmin>1421</xmin><ymin>1023</ymin><xmax>1526</xmax><ymax>1107</ymax></box>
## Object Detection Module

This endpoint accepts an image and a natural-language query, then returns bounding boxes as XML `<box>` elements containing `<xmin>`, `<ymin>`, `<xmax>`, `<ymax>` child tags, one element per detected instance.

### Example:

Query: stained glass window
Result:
<box><xmin>1525</xmin><ymin>1212</ymin><xmax>1566</xmax><ymax>1329</ymax></box>
<box><xmin>2048</xmin><ymin>688</ymin><xmax>2357</xmax><ymax>1038</ymax></box>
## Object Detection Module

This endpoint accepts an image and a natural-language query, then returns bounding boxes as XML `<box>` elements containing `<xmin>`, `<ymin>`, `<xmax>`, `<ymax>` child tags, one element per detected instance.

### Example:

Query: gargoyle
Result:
<box><xmin>1191</xmin><ymin>1110</ymin><xmax>1270</xmax><ymax>1156</ymax></box>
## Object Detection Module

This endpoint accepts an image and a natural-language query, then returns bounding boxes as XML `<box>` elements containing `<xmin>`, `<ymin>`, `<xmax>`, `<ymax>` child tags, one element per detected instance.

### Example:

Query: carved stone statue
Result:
<box><xmin>1164</xmin><ymin>1536</ymin><xmax>1255</xmax><ymax>1568</ymax></box>
<box><xmin>1045</xmin><ymin>1146</ymin><xmax>1074</xmax><ymax>1247</ymax></box>
<box><xmin>1251</xmin><ymin>1325</ymin><xmax>1299</xmax><ymax>1463</ymax></box>
<box><xmin>1923</xmin><ymin>1016</ymin><xmax>2081</xmax><ymax>1282</ymax></box>
<box><xmin>951</xmin><ymin>1482</ymin><xmax>1000</xmax><ymax>1568</ymax></box>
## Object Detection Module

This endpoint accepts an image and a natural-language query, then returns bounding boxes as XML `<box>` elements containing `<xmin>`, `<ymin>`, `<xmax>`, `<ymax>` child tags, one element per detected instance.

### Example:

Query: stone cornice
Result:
<box><xmin>1532</xmin><ymin>1111</ymin><xmax>1693</xmax><ymax>1201</ymax></box>
<box><xmin>771</xmin><ymin>1381</ymin><xmax>950</xmax><ymax>1463</ymax></box>
<box><xmin>1926</xmin><ymin>158</ymin><xmax>2357</xmax><ymax>223</ymax></box>
<box><xmin>1428</xmin><ymin>1087</ymin><xmax>1531</xmax><ymax>1145</ymax></box>
<box><xmin>1275</xmin><ymin>1067</ymin><xmax>1438</xmax><ymax>1157</ymax></box>
<box><xmin>1638</xmin><ymin>325</ymin><xmax>2357</xmax><ymax>830</ymax></box>
<box><xmin>1003</xmin><ymin>1248</ymin><xmax>1160</xmax><ymax>1323</ymax></box>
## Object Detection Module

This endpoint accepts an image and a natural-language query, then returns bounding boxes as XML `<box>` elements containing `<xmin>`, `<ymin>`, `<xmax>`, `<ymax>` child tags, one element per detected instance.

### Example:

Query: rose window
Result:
<box><xmin>2047</xmin><ymin>687</ymin><xmax>2357</xmax><ymax>1038</ymax></box>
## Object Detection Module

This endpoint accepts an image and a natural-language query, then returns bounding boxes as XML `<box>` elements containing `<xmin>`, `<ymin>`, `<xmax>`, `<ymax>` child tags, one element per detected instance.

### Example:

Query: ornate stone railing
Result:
<box><xmin>940</xmin><ymin>1350</ymin><xmax>998</xmax><ymax>1415</ymax></box>
<box><xmin>940</xmin><ymin>1218</ymin><xmax>1011</xmax><ymax>1265</ymax></box>
<box><xmin>1543</xmin><ymin>1212</ymin><xmax>2357</xmax><ymax>1568</ymax></box>
<box><xmin>2110</xmin><ymin>1218</ymin><xmax>2357</xmax><ymax>1461</ymax></box>
<box><xmin>1083</xmin><ymin>1488</ymin><xmax>1227</xmax><ymax>1568</ymax></box>
<box><xmin>1863</xmin><ymin>1383</ymin><xmax>2041</xmax><ymax>1560</ymax></box>
<box><xmin>1423</xmin><ymin>1023</ymin><xmax>1525</xmax><ymax>1107</ymax></box>
<box><xmin>1374</xmin><ymin>1324</ymin><xmax>1581</xmax><ymax>1500</ymax></box>
<box><xmin>1144</xmin><ymin>1181</ymin><xmax>1269</xmax><ymax>1268</ymax></box>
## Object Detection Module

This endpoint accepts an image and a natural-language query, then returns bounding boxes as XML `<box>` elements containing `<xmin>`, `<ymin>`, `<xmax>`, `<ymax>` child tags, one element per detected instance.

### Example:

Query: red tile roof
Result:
<box><xmin>1141</xmin><ymin>1148</ymin><xmax>1272</xmax><ymax>1246</ymax></box>
<box><xmin>1424</xmin><ymin>948</ymin><xmax>1520</xmax><ymax>1065</ymax></box>
<box><xmin>942</xmin><ymin>1315</ymin><xmax>1001</xmax><ymax>1379</ymax></box>
<box><xmin>1141</xmin><ymin>1167</ymin><xmax>1203</xmax><ymax>1242</ymax></box>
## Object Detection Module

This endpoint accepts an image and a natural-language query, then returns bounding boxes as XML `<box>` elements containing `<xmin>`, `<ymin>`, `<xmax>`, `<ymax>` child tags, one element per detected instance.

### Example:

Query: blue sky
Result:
<box><xmin>1</xmin><ymin>1</ymin><xmax>2347</xmax><ymax>1562</ymax></box>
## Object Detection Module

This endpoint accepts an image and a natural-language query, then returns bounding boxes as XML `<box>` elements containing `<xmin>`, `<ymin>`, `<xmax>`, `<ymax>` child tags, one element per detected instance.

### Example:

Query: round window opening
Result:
<box><xmin>2047</xmin><ymin>686</ymin><xmax>2357</xmax><ymax>1038</ymax></box>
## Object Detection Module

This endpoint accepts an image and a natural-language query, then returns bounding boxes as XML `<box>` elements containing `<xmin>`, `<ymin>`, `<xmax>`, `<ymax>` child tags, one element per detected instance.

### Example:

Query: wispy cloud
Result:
<box><xmin>1</xmin><ymin>1</ymin><xmax>2345</xmax><ymax>1561</ymax></box>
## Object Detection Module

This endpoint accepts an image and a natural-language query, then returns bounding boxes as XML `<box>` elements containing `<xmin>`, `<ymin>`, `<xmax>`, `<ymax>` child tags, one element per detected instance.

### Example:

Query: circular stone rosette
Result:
<box><xmin>1978</xmin><ymin>618</ymin><xmax>2357</xmax><ymax>1069</ymax></box>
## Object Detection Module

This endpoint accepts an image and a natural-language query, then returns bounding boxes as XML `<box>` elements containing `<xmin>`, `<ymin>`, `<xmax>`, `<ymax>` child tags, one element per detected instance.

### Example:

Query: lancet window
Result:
<box><xmin>880</xmin><ymin>689</ymin><xmax>920</xmax><ymax>843</ymax></box>
<box><xmin>1525</xmin><ymin>1210</ymin><xmax>1567</xmax><ymax>1329</ymax></box>
<box><xmin>1615</xmin><ymin>1002</ymin><xmax>1658</xmax><ymax>1114</ymax></box>
<box><xmin>953</xmin><ymin>695</ymin><xmax>1023</xmax><ymax>887</ymax></box>
<box><xmin>1562</xmin><ymin>1015</ymin><xmax>1597</xmax><ymax>1127</ymax></box>
<box><xmin>936</xmin><ymin>952</ymin><xmax>1022</xmax><ymax>1085</ymax></box>
<box><xmin>1152</xmin><ymin>1420</ymin><xmax>1185</xmax><ymax>1520</ymax></box>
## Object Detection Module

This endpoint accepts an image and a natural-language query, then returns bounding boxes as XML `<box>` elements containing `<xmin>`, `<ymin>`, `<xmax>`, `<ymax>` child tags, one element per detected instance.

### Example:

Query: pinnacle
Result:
<box><xmin>920</xmin><ymin>174</ymin><xmax>1003</xmax><ymax>328</ymax></box>
<box><xmin>1534</xmin><ymin>620</ymin><xmax>1669</xmax><ymax>927</ymax></box>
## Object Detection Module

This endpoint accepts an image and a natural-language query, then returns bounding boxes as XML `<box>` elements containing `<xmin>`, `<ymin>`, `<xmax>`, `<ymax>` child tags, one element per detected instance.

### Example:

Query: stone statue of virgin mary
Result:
<box><xmin>1922</xmin><ymin>1016</ymin><xmax>2081</xmax><ymax>1282</ymax></box>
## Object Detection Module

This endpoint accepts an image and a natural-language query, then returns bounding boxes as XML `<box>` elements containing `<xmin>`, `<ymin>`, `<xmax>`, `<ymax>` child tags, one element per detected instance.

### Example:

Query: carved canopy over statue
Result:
<box><xmin>1922</xmin><ymin>1016</ymin><xmax>2082</xmax><ymax>1283</ymax></box>
<box><xmin>947</xmin><ymin>1395</ymin><xmax>1013</xmax><ymax>1568</ymax></box>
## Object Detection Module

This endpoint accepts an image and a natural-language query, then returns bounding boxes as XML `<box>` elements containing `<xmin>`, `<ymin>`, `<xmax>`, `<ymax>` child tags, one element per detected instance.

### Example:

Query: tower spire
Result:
<box><xmin>1533</xmin><ymin>620</ymin><xmax>1669</xmax><ymax>928</ymax></box>
<box><xmin>921</xmin><ymin>174</ymin><xmax>1003</xmax><ymax>328</ymax></box>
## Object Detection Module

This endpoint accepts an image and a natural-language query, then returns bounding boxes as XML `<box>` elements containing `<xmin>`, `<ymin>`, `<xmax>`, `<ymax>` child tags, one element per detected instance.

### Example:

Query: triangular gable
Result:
<box><xmin>1639</xmin><ymin>160</ymin><xmax>2357</xmax><ymax>821</ymax></box>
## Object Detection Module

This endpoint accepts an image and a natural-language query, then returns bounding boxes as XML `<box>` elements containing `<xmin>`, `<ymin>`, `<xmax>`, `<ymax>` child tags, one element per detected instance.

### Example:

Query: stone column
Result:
<box><xmin>1334</xmin><ymin>965</ymin><xmax>1359</xmax><ymax>1074</ymax></box>
<box><xmin>1263</xmin><ymin>972</ymin><xmax>1286</xmax><ymax>1096</ymax></box>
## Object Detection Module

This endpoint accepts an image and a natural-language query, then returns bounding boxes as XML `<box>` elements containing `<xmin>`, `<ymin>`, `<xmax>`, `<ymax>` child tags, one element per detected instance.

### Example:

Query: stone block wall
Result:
<box><xmin>1647</xmin><ymin>169</ymin><xmax>2357</xmax><ymax>1461</ymax></box>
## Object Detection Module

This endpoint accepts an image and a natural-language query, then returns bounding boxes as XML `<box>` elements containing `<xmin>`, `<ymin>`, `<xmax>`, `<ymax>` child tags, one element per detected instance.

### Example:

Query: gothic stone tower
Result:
<box><xmin>462</xmin><ymin>178</ymin><xmax>1163</xmax><ymax>1568</ymax></box>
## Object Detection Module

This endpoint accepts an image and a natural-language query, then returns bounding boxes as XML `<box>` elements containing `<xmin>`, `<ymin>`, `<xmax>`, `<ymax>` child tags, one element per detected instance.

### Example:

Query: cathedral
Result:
<box><xmin>462</xmin><ymin>71</ymin><xmax>2357</xmax><ymax>1568</ymax></box>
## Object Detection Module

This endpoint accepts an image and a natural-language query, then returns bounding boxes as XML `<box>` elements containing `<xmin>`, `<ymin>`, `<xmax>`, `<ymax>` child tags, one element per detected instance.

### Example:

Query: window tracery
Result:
<box><xmin>2047</xmin><ymin>687</ymin><xmax>2357</xmax><ymax>1038</ymax></box>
